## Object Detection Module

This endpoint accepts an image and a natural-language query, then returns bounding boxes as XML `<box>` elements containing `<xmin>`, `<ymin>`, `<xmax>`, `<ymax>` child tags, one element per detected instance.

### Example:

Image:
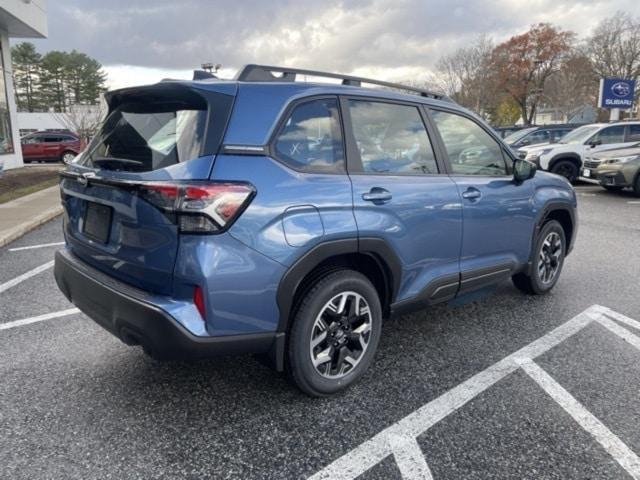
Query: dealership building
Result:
<box><xmin>0</xmin><ymin>0</ymin><xmax>47</xmax><ymax>171</ymax></box>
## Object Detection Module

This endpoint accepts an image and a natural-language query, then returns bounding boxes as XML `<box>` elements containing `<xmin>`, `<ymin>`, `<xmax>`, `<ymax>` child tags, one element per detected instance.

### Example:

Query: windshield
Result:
<box><xmin>558</xmin><ymin>125</ymin><xmax>600</xmax><ymax>144</ymax></box>
<box><xmin>504</xmin><ymin>127</ymin><xmax>537</xmax><ymax>144</ymax></box>
<box><xmin>80</xmin><ymin>102</ymin><xmax>207</xmax><ymax>172</ymax></box>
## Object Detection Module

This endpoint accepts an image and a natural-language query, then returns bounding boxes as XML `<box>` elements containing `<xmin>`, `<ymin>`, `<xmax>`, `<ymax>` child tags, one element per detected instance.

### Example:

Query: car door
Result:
<box><xmin>342</xmin><ymin>97</ymin><xmax>463</xmax><ymax>309</ymax></box>
<box><xmin>21</xmin><ymin>134</ymin><xmax>41</xmax><ymax>160</ymax></box>
<box><xmin>585</xmin><ymin>125</ymin><xmax>628</xmax><ymax>156</ymax></box>
<box><xmin>43</xmin><ymin>135</ymin><xmax>63</xmax><ymax>159</ymax></box>
<box><xmin>429</xmin><ymin>108</ymin><xmax>535</xmax><ymax>294</ymax></box>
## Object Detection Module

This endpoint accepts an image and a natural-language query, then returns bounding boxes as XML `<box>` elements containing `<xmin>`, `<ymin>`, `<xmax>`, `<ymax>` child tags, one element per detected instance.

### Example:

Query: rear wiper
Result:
<box><xmin>91</xmin><ymin>156</ymin><xmax>145</xmax><ymax>170</ymax></box>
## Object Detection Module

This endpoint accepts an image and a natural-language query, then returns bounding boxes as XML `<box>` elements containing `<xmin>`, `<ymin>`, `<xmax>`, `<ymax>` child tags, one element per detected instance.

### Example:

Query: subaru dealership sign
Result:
<box><xmin>598</xmin><ymin>78</ymin><xmax>636</xmax><ymax>109</ymax></box>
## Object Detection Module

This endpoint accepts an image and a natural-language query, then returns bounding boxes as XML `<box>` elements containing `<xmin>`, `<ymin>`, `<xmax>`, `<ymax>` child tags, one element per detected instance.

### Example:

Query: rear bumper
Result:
<box><xmin>54</xmin><ymin>248</ymin><xmax>282</xmax><ymax>362</ymax></box>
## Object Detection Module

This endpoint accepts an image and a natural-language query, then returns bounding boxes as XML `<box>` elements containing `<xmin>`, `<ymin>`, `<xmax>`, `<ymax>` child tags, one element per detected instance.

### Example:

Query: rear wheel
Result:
<box><xmin>550</xmin><ymin>160</ymin><xmax>578</xmax><ymax>184</ymax></box>
<box><xmin>512</xmin><ymin>220</ymin><xmax>566</xmax><ymax>295</ymax></box>
<box><xmin>633</xmin><ymin>174</ymin><xmax>640</xmax><ymax>197</ymax></box>
<box><xmin>287</xmin><ymin>270</ymin><xmax>382</xmax><ymax>397</ymax></box>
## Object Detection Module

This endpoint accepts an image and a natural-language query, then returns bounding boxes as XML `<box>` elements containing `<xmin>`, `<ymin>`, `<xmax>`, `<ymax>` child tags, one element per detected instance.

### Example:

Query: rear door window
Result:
<box><xmin>628</xmin><ymin>125</ymin><xmax>640</xmax><ymax>142</ymax></box>
<box><xmin>347</xmin><ymin>100</ymin><xmax>438</xmax><ymax>174</ymax></box>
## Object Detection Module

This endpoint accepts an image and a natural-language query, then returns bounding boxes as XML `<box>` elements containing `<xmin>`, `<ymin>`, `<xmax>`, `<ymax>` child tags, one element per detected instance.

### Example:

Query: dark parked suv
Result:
<box><xmin>21</xmin><ymin>131</ymin><xmax>83</xmax><ymax>163</ymax></box>
<box><xmin>54</xmin><ymin>65</ymin><xmax>577</xmax><ymax>396</ymax></box>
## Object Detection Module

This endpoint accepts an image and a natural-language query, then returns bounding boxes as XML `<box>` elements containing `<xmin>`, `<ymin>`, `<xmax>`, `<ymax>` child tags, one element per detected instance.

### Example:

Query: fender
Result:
<box><xmin>531</xmin><ymin>200</ymin><xmax>577</xmax><ymax>257</ymax></box>
<box><xmin>275</xmin><ymin>237</ymin><xmax>402</xmax><ymax>334</ymax></box>
<box><xmin>547</xmin><ymin>152</ymin><xmax>582</xmax><ymax>171</ymax></box>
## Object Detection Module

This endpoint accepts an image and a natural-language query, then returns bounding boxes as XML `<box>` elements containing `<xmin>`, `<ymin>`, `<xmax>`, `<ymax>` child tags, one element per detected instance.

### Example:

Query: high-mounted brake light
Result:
<box><xmin>138</xmin><ymin>182</ymin><xmax>255</xmax><ymax>233</ymax></box>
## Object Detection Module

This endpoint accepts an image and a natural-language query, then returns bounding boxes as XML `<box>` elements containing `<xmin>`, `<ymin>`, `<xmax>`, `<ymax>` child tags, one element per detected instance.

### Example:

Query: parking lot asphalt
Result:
<box><xmin>1</xmin><ymin>183</ymin><xmax>640</xmax><ymax>480</ymax></box>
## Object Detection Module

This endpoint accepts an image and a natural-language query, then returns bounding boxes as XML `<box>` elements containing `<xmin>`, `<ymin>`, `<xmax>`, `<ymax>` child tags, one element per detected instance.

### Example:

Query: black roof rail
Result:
<box><xmin>235</xmin><ymin>64</ymin><xmax>450</xmax><ymax>101</ymax></box>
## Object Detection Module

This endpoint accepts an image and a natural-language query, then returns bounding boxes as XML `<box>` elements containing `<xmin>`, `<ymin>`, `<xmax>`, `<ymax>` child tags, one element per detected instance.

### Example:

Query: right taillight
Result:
<box><xmin>139</xmin><ymin>181</ymin><xmax>255</xmax><ymax>233</ymax></box>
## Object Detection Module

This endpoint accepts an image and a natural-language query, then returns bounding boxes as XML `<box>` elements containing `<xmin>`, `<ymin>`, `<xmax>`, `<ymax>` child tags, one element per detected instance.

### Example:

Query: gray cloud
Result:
<box><xmin>27</xmin><ymin>0</ymin><xmax>639</xmax><ymax>76</ymax></box>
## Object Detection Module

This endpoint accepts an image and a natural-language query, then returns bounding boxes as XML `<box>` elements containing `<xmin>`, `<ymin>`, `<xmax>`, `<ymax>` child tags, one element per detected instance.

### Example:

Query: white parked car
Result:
<box><xmin>517</xmin><ymin>122</ymin><xmax>640</xmax><ymax>183</ymax></box>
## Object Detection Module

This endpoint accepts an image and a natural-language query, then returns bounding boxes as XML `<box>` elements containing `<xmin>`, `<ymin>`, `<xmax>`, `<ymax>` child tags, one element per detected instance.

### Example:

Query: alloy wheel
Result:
<box><xmin>309</xmin><ymin>291</ymin><xmax>372</xmax><ymax>379</ymax></box>
<box><xmin>538</xmin><ymin>231</ymin><xmax>562</xmax><ymax>285</ymax></box>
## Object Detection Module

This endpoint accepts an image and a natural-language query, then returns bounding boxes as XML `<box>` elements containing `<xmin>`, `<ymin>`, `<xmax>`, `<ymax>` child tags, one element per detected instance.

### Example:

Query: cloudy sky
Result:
<box><xmin>23</xmin><ymin>0</ymin><xmax>639</xmax><ymax>89</ymax></box>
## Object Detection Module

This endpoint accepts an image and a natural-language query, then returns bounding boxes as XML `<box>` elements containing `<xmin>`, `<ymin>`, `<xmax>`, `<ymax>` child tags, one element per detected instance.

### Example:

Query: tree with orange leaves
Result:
<box><xmin>490</xmin><ymin>23</ymin><xmax>574</xmax><ymax>125</ymax></box>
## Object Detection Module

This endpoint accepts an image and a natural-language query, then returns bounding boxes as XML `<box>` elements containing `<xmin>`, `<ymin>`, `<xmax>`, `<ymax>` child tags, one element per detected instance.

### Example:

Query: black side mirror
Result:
<box><xmin>520</xmin><ymin>139</ymin><xmax>530</xmax><ymax>146</ymax></box>
<box><xmin>588</xmin><ymin>139</ymin><xmax>602</xmax><ymax>148</ymax></box>
<box><xmin>514</xmin><ymin>159</ymin><xmax>536</xmax><ymax>182</ymax></box>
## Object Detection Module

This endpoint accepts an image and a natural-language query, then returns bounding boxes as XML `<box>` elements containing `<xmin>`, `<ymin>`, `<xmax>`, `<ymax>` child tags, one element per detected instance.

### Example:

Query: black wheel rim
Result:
<box><xmin>309</xmin><ymin>291</ymin><xmax>372</xmax><ymax>379</ymax></box>
<box><xmin>555</xmin><ymin>164</ymin><xmax>575</xmax><ymax>181</ymax></box>
<box><xmin>538</xmin><ymin>232</ymin><xmax>562</xmax><ymax>285</ymax></box>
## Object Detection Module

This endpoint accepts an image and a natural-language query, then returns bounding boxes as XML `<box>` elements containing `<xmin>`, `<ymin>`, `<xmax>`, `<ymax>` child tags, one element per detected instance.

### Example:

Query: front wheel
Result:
<box><xmin>551</xmin><ymin>160</ymin><xmax>579</xmax><ymax>184</ymax></box>
<box><xmin>287</xmin><ymin>270</ymin><xmax>382</xmax><ymax>397</ymax></box>
<box><xmin>512</xmin><ymin>220</ymin><xmax>566</xmax><ymax>295</ymax></box>
<box><xmin>61</xmin><ymin>151</ymin><xmax>76</xmax><ymax>164</ymax></box>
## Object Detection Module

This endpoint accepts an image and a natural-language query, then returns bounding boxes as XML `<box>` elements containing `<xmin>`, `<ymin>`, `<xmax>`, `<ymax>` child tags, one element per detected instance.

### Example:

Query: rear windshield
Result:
<box><xmin>80</xmin><ymin>101</ymin><xmax>208</xmax><ymax>172</ymax></box>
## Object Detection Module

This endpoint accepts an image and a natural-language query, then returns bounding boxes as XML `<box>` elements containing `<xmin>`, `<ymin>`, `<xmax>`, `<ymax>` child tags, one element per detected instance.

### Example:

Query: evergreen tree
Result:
<box><xmin>11</xmin><ymin>44</ymin><xmax>107</xmax><ymax>112</ymax></box>
<box><xmin>39</xmin><ymin>51</ymin><xmax>69</xmax><ymax>112</ymax></box>
<box><xmin>11</xmin><ymin>42</ymin><xmax>42</xmax><ymax>112</ymax></box>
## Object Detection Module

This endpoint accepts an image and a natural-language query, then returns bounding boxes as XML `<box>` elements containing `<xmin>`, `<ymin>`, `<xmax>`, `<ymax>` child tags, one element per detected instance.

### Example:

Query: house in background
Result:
<box><xmin>0</xmin><ymin>0</ymin><xmax>47</xmax><ymax>171</ymax></box>
<box><xmin>529</xmin><ymin>104</ymin><xmax>598</xmax><ymax>126</ymax></box>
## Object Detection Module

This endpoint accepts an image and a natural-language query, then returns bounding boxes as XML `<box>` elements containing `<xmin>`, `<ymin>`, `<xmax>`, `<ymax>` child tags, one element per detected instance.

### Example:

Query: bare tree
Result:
<box><xmin>435</xmin><ymin>35</ymin><xmax>495</xmax><ymax>119</ymax></box>
<box><xmin>544</xmin><ymin>51</ymin><xmax>598</xmax><ymax>120</ymax></box>
<box><xmin>53</xmin><ymin>102</ymin><xmax>106</xmax><ymax>142</ymax></box>
<box><xmin>586</xmin><ymin>14</ymin><xmax>640</xmax><ymax>80</ymax></box>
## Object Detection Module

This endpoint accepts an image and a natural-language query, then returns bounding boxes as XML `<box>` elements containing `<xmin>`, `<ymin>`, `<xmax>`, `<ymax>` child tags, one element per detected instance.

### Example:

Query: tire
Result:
<box><xmin>633</xmin><ymin>174</ymin><xmax>640</xmax><ymax>198</ymax></box>
<box><xmin>512</xmin><ymin>220</ymin><xmax>566</xmax><ymax>295</ymax></box>
<box><xmin>550</xmin><ymin>160</ymin><xmax>579</xmax><ymax>184</ymax></box>
<box><xmin>287</xmin><ymin>269</ymin><xmax>382</xmax><ymax>397</ymax></box>
<box><xmin>602</xmin><ymin>185</ymin><xmax>623</xmax><ymax>192</ymax></box>
<box><xmin>61</xmin><ymin>150</ymin><xmax>76</xmax><ymax>164</ymax></box>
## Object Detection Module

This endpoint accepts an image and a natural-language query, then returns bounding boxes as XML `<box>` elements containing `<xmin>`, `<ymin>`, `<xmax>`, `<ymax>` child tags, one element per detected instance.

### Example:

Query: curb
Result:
<box><xmin>0</xmin><ymin>205</ymin><xmax>63</xmax><ymax>248</ymax></box>
<box><xmin>0</xmin><ymin>185</ymin><xmax>64</xmax><ymax>248</ymax></box>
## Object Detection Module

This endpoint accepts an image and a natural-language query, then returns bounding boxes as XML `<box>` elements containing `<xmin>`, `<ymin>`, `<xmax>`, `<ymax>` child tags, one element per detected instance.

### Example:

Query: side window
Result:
<box><xmin>553</xmin><ymin>129</ymin><xmax>571</xmax><ymax>142</ymax></box>
<box><xmin>628</xmin><ymin>125</ymin><xmax>640</xmax><ymax>142</ymax></box>
<box><xmin>431</xmin><ymin>110</ymin><xmax>508</xmax><ymax>176</ymax></box>
<box><xmin>348</xmin><ymin>100</ymin><xmax>438</xmax><ymax>174</ymax></box>
<box><xmin>592</xmin><ymin>126</ymin><xmax>625</xmax><ymax>145</ymax></box>
<box><xmin>520</xmin><ymin>130</ymin><xmax>549</xmax><ymax>146</ymax></box>
<box><xmin>274</xmin><ymin>98</ymin><xmax>344</xmax><ymax>173</ymax></box>
<box><xmin>44</xmin><ymin>136</ymin><xmax>61</xmax><ymax>143</ymax></box>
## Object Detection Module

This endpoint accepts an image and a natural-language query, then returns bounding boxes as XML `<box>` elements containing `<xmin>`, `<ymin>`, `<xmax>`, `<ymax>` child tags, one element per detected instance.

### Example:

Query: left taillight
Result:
<box><xmin>139</xmin><ymin>181</ymin><xmax>255</xmax><ymax>234</ymax></box>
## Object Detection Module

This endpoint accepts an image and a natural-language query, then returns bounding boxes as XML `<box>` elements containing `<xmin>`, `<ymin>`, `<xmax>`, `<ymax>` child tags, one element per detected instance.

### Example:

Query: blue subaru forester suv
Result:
<box><xmin>54</xmin><ymin>65</ymin><xmax>577</xmax><ymax>396</ymax></box>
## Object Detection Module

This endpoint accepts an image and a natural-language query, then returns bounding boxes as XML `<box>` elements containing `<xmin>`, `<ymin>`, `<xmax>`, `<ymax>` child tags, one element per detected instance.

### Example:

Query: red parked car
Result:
<box><xmin>21</xmin><ymin>131</ymin><xmax>84</xmax><ymax>163</ymax></box>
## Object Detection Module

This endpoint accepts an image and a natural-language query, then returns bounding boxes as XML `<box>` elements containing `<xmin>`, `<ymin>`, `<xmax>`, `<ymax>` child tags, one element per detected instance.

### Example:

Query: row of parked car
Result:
<box><xmin>495</xmin><ymin>121</ymin><xmax>640</xmax><ymax>196</ymax></box>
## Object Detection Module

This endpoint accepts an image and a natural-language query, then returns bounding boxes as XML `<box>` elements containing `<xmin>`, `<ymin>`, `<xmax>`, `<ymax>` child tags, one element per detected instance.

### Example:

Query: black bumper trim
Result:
<box><xmin>54</xmin><ymin>249</ymin><xmax>278</xmax><ymax>361</ymax></box>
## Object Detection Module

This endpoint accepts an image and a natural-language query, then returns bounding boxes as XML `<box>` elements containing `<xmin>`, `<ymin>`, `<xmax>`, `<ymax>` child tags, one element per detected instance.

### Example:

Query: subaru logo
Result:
<box><xmin>611</xmin><ymin>82</ymin><xmax>631</xmax><ymax>98</ymax></box>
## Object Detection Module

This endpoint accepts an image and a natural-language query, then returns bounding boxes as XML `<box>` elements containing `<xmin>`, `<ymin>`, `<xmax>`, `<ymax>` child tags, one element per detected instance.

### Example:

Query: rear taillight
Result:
<box><xmin>139</xmin><ymin>182</ymin><xmax>254</xmax><ymax>233</ymax></box>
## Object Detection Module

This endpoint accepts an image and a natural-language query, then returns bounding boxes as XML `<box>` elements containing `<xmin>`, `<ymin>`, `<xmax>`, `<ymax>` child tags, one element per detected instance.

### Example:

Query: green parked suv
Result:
<box><xmin>584</xmin><ymin>143</ymin><xmax>640</xmax><ymax>195</ymax></box>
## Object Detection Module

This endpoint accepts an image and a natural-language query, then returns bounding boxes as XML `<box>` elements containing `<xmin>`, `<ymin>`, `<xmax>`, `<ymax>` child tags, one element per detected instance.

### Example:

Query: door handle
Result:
<box><xmin>461</xmin><ymin>187</ymin><xmax>481</xmax><ymax>200</ymax></box>
<box><xmin>362</xmin><ymin>187</ymin><xmax>392</xmax><ymax>203</ymax></box>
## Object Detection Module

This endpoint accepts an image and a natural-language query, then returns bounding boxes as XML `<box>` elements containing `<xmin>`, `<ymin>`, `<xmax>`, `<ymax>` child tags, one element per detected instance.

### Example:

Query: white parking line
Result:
<box><xmin>520</xmin><ymin>359</ymin><xmax>640</xmax><ymax>479</ymax></box>
<box><xmin>310</xmin><ymin>305</ymin><xmax>640</xmax><ymax>480</ymax></box>
<box><xmin>8</xmin><ymin>241</ymin><xmax>64</xmax><ymax>252</ymax></box>
<box><xmin>0</xmin><ymin>260</ymin><xmax>54</xmax><ymax>294</ymax></box>
<box><xmin>388</xmin><ymin>434</ymin><xmax>433</xmax><ymax>480</ymax></box>
<box><xmin>628</xmin><ymin>201</ymin><xmax>640</xmax><ymax>205</ymax></box>
<box><xmin>0</xmin><ymin>308</ymin><xmax>80</xmax><ymax>331</ymax></box>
